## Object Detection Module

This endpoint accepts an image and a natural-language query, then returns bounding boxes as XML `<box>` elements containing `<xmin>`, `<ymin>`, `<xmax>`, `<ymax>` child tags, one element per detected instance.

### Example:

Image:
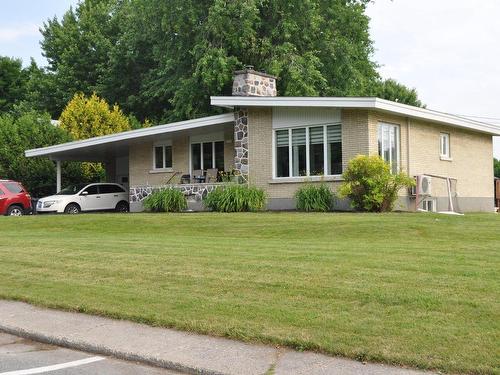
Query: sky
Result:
<box><xmin>0</xmin><ymin>0</ymin><xmax>499</xmax><ymax>157</ymax></box>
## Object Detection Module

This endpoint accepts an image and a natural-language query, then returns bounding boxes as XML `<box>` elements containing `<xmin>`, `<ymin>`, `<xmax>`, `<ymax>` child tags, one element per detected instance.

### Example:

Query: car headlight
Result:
<box><xmin>43</xmin><ymin>200</ymin><xmax>59</xmax><ymax>208</ymax></box>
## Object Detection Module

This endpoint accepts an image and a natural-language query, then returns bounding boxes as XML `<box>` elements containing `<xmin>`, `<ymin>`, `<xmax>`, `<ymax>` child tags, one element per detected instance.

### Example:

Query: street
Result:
<box><xmin>0</xmin><ymin>332</ymin><xmax>180</xmax><ymax>375</ymax></box>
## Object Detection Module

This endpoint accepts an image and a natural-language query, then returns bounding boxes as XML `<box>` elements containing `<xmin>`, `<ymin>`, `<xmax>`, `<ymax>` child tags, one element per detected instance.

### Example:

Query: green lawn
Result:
<box><xmin>0</xmin><ymin>213</ymin><xmax>499</xmax><ymax>374</ymax></box>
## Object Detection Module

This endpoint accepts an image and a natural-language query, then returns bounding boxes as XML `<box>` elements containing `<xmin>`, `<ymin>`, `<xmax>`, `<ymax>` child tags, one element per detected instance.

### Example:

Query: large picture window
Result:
<box><xmin>275</xmin><ymin>124</ymin><xmax>342</xmax><ymax>178</ymax></box>
<box><xmin>191</xmin><ymin>141</ymin><xmax>224</xmax><ymax>171</ymax></box>
<box><xmin>377</xmin><ymin>122</ymin><xmax>400</xmax><ymax>174</ymax></box>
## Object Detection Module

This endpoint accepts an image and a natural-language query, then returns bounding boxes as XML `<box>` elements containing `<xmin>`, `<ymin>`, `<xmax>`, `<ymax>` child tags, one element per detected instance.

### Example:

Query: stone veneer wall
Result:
<box><xmin>234</xmin><ymin>109</ymin><xmax>249</xmax><ymax>181</ymax></box>
<box><xmin>130</xmin><ymin>183</ymin><xmax>222</xmax><ymax>203</ymax></box>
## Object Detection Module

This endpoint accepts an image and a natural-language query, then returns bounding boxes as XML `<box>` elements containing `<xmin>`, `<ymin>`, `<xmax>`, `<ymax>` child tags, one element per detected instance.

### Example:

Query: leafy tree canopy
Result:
<box><xmin>59</xmin><ymin>92</ymin><xmax>131</xmax><ymax>139</ymax></box>
<box><xmin>0</xmin><ymin>57</ymin><xmax>29</xmax><ymax>112</ymax></box>
<box><xmin>0</xmin><ymin>111</ymin><xmax>87</xmax><ymax>197</ymax></box>
<box><xmin>494</xmin><ymin>158</ymin><xmax>500</xmax><ymax>178</ymax></box>
<box><xmin>39</xmin><ymin>0</ymin><xmax>423</xmax><ymax>123</ymax></box>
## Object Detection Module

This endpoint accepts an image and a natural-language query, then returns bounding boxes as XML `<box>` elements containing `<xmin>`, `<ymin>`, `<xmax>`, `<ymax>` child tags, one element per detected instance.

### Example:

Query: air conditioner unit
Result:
<box><xmin>417</xmin><ymin>175</ymin><xmax>432</xmax><ymax>196</ymax></box>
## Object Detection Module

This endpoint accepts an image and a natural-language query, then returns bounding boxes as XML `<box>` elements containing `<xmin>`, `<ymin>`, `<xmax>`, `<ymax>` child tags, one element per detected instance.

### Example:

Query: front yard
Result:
<box><xmin>0</xmin><ymin>212</ymin><xmax>498</xmax><ymax>374</ymax></box>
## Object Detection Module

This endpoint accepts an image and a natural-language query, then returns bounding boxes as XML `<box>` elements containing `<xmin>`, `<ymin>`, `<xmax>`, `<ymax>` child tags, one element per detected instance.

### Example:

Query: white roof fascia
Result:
<box><xmin>210</xmin><ymin>96</ymin><xmax>500</xmax><ymax>135</ymax></box>
<box><xmin>25</xmin><ymin>113</ymin><xmax>235</xmax><ymax>158</ymax></box>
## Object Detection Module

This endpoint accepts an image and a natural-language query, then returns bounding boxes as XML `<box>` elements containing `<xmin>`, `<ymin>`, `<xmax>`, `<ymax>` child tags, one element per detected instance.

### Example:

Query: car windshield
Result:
<box><xmin>56</xmin><ymin>184</ymin><xmax>88</xmax><ymax>195</ymax></box>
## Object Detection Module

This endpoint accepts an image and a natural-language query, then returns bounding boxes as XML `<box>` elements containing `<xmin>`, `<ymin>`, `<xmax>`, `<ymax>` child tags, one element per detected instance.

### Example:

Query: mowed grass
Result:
<box><xmin>0</xmin><ymin>213</ymin><xmax>499</xmax><ymax>374</ymax></box>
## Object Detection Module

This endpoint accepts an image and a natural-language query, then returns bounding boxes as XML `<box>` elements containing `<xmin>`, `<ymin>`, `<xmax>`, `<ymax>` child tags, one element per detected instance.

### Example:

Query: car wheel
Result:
<box><xmin>7</xmin><ymin>205</ymin><xmax>23</xmax><ymax>216</ymax></box>
<box><xmin>115</xmin><ymin>201</ymin><xmax>129</xmax><ymax>213</ymax></box>
<box><xmin>64</xmin><ymin>203</ymin><xmax>81</xmax><ymax>214</ymax></box>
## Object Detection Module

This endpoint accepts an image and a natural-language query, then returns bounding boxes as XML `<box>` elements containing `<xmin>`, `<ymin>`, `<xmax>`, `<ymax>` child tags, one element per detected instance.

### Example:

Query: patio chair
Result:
<box><xmin>205</xmin><ymin>168</ymin><xmax>218</xmax><ymax>183</ymax></box>
<box><xmin>192</xmin><ymin>169</ymin><xmax>204</xmax><ymax>183</ymax></box>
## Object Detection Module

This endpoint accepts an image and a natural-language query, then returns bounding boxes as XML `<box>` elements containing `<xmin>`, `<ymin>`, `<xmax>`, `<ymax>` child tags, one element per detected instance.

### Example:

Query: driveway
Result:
<box><xmin>0</xmin><ymin>332</ymin><xmax>181</xmax><ymax>375</ymax></box>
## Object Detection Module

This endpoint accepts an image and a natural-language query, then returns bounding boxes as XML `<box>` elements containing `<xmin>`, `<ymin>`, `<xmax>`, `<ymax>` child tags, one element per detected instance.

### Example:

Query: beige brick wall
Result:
<box><xmin>248</xmin><ymin>108</ymin><xmax>371</xmax><ymax>199</ymax></box>
<box><xmin>129</xmin><ymin>133</ymin><xmax>189</xmax><ymax>186</ymax></box>
<box><xmin>248</xmin><ymin>107</ymin><xmax>493</xmax><ymax>202</ymax></box>
<box><xmin>368</xmin><ymin>110</ymin><xmax>493</xmax><ymax>199</ymax></box>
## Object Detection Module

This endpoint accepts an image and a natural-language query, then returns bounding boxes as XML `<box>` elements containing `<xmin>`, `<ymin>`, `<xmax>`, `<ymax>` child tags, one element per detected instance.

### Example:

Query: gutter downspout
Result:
<box><xmin>406</xmin><ymin>117</ymin><xmax>415</xmax><ymax>211</ymax></box>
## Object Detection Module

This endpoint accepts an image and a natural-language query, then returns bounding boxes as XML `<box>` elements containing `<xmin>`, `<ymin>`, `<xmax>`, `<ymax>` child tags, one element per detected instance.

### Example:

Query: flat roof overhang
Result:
<box><xmin>25</xmin><ymin>113</ymin><xmax>234</xmax><ymax>161</ymax></box>
<box><xmin>211</xmin><ymin>96</ymin><xmax>500</xmax><ymax>136</ymax></box>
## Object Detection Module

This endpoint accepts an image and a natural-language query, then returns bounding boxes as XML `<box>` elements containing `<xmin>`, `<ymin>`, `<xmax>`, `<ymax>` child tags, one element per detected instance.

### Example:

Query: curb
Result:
<box><xmin>0</xmin><ymin>324</ymin><xmax>226</xmax><ymax>375</ymax></box>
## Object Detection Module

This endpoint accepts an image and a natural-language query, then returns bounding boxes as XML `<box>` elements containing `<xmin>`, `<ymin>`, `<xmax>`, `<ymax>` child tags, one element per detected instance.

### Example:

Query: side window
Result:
<box><xmin>82</xmin><ymin>185</ymin><xmax>98</xmax><ymax>195</ymax></box>
<box><xmin>3</xmin><ymin>182</ymin><xmax>23</xmax><ymax>194</ymax></box>
<box><xmin>0</xmin><ymin>188</ymin><xmax>4</xmax><ymax>196</ymax></box>
<box><xmin>99</xmin><ymin>184</ymin><xmax>125</xmax><ymax>194</ymax></box>
<box><xmin>440</xmin><ymin>133</ymin><xmax>450</xmax><ymax>159</ymax></box>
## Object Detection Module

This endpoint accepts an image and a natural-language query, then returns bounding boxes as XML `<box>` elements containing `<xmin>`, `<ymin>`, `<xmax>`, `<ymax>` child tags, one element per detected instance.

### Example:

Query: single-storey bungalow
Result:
<box><xmin>26</xmin><ymin>69</ymin><xmax>500</xmax><ymax>212</ymax></box>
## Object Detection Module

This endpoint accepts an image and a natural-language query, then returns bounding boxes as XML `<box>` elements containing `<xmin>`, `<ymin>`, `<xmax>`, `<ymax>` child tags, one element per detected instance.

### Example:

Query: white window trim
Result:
<box><xmin>152</xmin><ymin>141</ymin><xmax>173</xmax><ymax>172</ymax></box>
<box><xmin>189</xmin><ymin>139</ymin><xmax>224</xmax><ymax>175</ymax></box>
<box><xmin>378</xmin><ymin>122</ymin><xmax>401</xmax><ymax>173</ymax></box>
<box><xmin>272</xmin><ymin>123</ymin><xmax>342</xmax><ymax>180</ymax></box>
<box><xmin>439</xmin><ymin>132</ymin><xmax>452</xmax><ymax>161</ymax></box>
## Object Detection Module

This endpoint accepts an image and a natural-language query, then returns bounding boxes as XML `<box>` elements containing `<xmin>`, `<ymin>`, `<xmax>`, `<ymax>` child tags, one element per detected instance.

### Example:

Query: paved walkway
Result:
<box><xmin>0</xmin><ymin>300</ymin><xmax>434</xmax><ymax>375</ymax></box>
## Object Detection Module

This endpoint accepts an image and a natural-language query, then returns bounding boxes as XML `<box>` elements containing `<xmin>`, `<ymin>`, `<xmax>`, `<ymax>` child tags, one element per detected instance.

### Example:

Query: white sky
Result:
<box><xmin>366</xmin><ymin>0</ymin><xmax>500</xmax><ymax>158</ymax></box>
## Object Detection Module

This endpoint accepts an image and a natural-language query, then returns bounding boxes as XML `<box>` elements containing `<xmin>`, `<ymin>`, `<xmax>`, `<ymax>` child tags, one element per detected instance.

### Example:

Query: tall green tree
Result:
<box><xmin>40</xmin><ymin>0</ymin><xmax>423</xmax><ymax>122</ymax></box>
<box><xmin>0</xmin><ymin>111</ymin><xmax>86</xmax><ymax>197</ymax></box>
<box><xmin>494</xmin><ymin>158</ymin><xmax>500</xmax><ymax>178</ymax></box>
<box><xmin>0</xmin><ymin>57</ymin><xmax>29</xmax><ymax>112</ymax></box>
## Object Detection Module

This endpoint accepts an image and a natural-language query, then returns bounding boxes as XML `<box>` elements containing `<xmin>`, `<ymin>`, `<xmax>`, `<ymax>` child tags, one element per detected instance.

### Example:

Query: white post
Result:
<box><xmin>56</xmin><ymin>160</ymin><xmax>62</xmax><ymax>193</ymax></box>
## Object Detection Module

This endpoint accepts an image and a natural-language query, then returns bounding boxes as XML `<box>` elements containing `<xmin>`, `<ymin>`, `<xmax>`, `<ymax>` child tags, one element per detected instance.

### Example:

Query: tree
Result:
<box><xmin>59</xmin><ymin>92</ymin><xmax>131</xmax><ymax>139</ymax></box>
<box><xmin>0</xmin><ymin>111</ymin><xmax>86</xmax><ymax>197</ymax></box>
<box><xmin>0</xmin><ymin>57</ymin><xmax>28</xmax><ymax>112</ymax></box>
<box><xmin>494</xmin><ymin>158</ymin><xmax>500</xmax><ymax>178</ymax></box>
<box><xmin>58</xmin><ymin>92</ymin><xmax>131</xmax><ymax>181</ymax></box>
<box><xmin>40</xmin><ymin>0</ymin><xmax>423</xmax><ymax>123</ymax></box>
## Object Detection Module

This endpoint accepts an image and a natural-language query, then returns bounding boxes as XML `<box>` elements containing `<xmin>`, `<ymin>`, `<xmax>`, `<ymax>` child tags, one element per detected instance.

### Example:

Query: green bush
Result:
<box><xmin>143</xmin><ymin>188</ymin><xmax>187</xmax><ymax>212</ymax></box>
<box><xmin>295</xmin><ymin>184</ymin><xmax>335</xmax><ymax>212</ymax></box>
<box><xmin>339</xmin><ymin>155</ymin><xmax>415</xmax><ymax>212</ymax></box>
<box><xmin>204</xmin><ymin>184</ymin><xmax>266</xmax><ymax>212</ymax></box>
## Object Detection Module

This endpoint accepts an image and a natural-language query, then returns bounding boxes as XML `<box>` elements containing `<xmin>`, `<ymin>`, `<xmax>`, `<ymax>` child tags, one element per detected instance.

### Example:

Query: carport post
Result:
<box><xmin>56</xmin><ymin>160</ymin><xmax>61</xmax><ymax>193</ymax></box>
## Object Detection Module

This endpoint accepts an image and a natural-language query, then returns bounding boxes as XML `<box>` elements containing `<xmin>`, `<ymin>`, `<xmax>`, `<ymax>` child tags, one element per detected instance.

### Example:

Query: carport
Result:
<box><xmin>24</xmin><ymin>113</ymin><xmax>235</xmax><ymax>194</ymax></box>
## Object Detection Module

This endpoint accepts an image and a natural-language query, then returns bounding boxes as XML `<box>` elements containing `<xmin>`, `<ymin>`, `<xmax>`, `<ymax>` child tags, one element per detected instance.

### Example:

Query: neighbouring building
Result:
<box><xmin>26</xmin><ymin>68</ymin><xmax>500</xmax><ymax>212</ymax></box>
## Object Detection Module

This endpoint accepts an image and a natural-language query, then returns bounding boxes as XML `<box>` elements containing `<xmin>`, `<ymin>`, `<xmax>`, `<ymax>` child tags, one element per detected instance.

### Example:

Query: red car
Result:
<box><xmin>0</xmin><ymin>180</ymin><xmax>32</xmax><ymax>216</ymax></box>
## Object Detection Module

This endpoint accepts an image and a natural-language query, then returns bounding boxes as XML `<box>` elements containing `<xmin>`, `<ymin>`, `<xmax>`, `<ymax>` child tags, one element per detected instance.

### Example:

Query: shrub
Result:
<box><xmin>204</xmin><ymin>184</ymin><xmax>266</xmax><ymax>212</ymax></box>
<box><xmin>339</xmin><ymin>155</ymin><xmax>415</xmax><ymax>212</ymax></box>
<box><xmin>143</xmin><ymin>188</ymin><xmax>187</xmax><ymax>212</ymax></box>
<box><xmin>295</xmin><ymin>184</ymin><xmax>335</xmax><ymax>212</ymax></box>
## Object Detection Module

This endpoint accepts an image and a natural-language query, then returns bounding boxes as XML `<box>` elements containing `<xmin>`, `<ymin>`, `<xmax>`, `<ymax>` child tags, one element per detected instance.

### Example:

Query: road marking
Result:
<box><xmin>0</xmin><ymin>356</ymin><xmax>105</xmax><ymax>375</ymax></box>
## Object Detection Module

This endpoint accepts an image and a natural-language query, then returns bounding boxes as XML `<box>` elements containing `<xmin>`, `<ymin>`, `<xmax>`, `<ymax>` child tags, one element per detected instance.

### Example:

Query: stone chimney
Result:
<box><xmin>232</xmin><ymin>66</ymin><xmax>277</xmax><ymax>97</ymax></box>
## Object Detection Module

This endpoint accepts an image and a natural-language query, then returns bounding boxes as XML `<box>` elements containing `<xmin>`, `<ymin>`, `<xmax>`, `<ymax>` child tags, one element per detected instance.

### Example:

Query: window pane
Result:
<box><xmin>329</xmin><ymin>142</ymin><xmax>342</xmax><ymax>175</ymax></box>
<box><xmin>383</xmin><ymin>126</ymin><xmax>390</xmax><ymax>163</ymax></box>
<box><xmin>0</xmin><ymin>188</ymin><xmax>4</xmax><ymax>195</ymax></box>
<box><xmin>390</xmin><ymin>126</ymin><xmax>398</xmax><ymax>173</ymax></box>
<box><xmin>165</xmin><ymin>146</ymin><xmax>172</xmax><ymax>168</ymax></box>
<box><xmin>327</xmin><ymin>125</ymin><xmax>342</xmax><ymax>175</ymax></box>
<box><xmin>309</xmin><ymin>127</ymin><xmax>324</xmax><ymax>175</ymax></box>
<box><xmin>215</xmin><ymin>141</ymin><xmax>224</xmax><ymax>171</ymax></box>
<box><xmin>154</xmin><ymin>146</ymin><xmax>164</xmax><ymax>169</ymax></box>
<box><xmin>3</xmin><ymin>182</ymin><xmax>23</xmax><ymax>194</ymax></box>
<box><xmin>192</xmin><ymin>143</ymin><xmax>201</xmax><ymax>170</ymax></box>
<box><xmin>83</xmin><ymin>185</ymin><xmax>98</xmax><ymax>195</ymax></box>
<box><xmin>292</xmin><ymin>128</ymin><xmax>306</xmax><ymax>176</ymax></box>
<box><xmin>203</xmin><ymin>142</ymin><xmax>213</xmax><ymax>169</ymax></box>
<box><xmin>276</xmin><ymin>130</ymin><xmax>289</xmax><ymax>177</ymax></box>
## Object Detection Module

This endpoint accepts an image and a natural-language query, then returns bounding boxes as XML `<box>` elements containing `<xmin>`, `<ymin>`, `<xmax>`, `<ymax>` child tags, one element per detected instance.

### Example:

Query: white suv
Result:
<box><xmin>37</xmin><ymin>183</ymin><xmax>129</xmax><ymax>214</ymax></box>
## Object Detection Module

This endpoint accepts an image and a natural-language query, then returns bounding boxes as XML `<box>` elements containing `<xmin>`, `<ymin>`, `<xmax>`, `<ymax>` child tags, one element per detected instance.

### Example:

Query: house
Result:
<box><xmin>25</xmin><ymin>69</ymin><xmax>500</xmax><ymax>212</ymax></box>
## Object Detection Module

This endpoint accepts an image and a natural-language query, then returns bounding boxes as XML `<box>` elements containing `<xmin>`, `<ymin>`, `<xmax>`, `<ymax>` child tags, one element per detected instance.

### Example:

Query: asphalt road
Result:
<box><xmin>0</xmin><ymin>332</ymin><xmax>181</xmax><ymax>375</ymax></box>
